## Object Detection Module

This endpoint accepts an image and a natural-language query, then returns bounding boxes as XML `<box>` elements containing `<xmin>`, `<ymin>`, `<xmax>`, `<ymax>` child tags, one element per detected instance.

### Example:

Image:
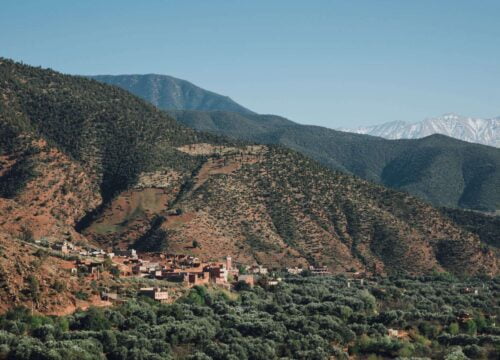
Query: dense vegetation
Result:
<box><xmin>89</xmin><ymin>75</ymin><xmax>254</xmax><ymax>116</ymax></box>
<box><xmin>0</xmin><ymin>275</ymin><xmax>498</xmax><ymax>359</ymax></box>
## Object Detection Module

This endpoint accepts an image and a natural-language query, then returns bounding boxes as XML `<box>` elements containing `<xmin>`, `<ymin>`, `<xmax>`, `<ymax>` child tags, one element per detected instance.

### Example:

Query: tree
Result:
<box><xmin>465</xmin><ymin>320</ymin><xmax>477</xmax><ymax>336</ymax></box>
<box><xmin>233</xmin><ymin>280</ymin><xmax>251</xmax><ymax>292</ymax></box>
<box><xmin>26</xmin><ymin>275</ymin><xmax>40</xmax><ymax>305</ymax></box>
<box><xmin>449</xmin><ymin>323</ymin><xmax>459</xmax><ymax>335</ymax></box>
<box><xmin>110</xmin><ymin>266</ymin><xmax>120</xmax><ymax>277</ymax></box>
<box><xmin>19</xmin><ymin>227</ymin><xmax>34</xmax><ymax>243</ymax></box>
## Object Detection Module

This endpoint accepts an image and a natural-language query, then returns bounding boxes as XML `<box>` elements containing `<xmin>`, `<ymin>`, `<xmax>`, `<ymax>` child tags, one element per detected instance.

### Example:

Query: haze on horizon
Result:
<box><xmin>1</xmin><ymin>0</ymin><xmax>499</xmax><ymax>128</ymax></box>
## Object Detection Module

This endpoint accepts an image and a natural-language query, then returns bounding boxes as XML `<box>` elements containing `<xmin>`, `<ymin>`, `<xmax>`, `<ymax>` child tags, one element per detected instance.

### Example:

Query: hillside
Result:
<box><xmin>347</xmin><ymin>113</ymin><xmax>500</xmax><ymax>148</ymax></box>
<box><xmin>167</xmin><ymin>110</ymin><xmax>500</xmax><ymax>212</ymax></box>
<box><xmin>89</xmin><ymin>74</ymin><xmax>254</xmax><ymax>115</ymax></box>
<box><xmin>0</xmin><ymin>58</ymin><xmax>498</xmax><ymax>314</ymax></box>
<box><xmin>91</xmin><ymin>76</ymin><xmax>500</xmax><ymax>212</ymax></box>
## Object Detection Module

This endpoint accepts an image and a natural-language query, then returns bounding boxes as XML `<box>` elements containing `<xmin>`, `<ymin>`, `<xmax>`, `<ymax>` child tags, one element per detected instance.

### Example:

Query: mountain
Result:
<box><xmin>166</xmin><ymin>111</ymin><xmax>500</xmax><ymax>212</ymax></box>
<box><xmin>0</xmin><ymin>59</ymin><xmax>498</xmax><ymax>312</ymax></box>
<box><xmin>347</xmin><ymin>114</ymin><xmax>500</xmax><ymax>148</ymax></box>
<box><xmin>91</xmin><ymin>75</ymin><xmax>500</xmax><ymax>212</ymax></box>
<box><xmin>88</xmin><ymin>74</ymin><xmax>254</xmax><ymax>115</ymax></box>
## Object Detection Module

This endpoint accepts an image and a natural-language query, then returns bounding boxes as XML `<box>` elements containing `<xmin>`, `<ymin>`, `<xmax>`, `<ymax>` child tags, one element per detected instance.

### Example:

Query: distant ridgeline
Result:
<box><xmin>92</xmin><ymin>74</ymin><xmax>500</xmax><ymax>213</ymax></box>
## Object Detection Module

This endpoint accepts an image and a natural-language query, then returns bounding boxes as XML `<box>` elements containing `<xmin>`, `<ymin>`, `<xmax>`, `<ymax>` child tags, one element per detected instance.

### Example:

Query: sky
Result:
<box><xmin>1</xmin><ymin>0</ymin><xmax>499</xmax><ymax>128</ymax></box>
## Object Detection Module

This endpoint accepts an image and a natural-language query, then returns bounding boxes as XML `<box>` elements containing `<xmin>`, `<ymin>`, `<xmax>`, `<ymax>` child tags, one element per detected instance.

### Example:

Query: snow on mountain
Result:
<box><xmin>347</xmin><ymin>114</ymin><xmax>500</xmax><ymax>147</ymax></box>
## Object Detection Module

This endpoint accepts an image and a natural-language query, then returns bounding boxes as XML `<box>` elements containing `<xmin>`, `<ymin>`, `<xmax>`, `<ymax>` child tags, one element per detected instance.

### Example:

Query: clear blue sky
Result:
<box><xmin>1</xmin><ymin>0</ymin><xmax>499</xmax><ymax>127</ymax></box>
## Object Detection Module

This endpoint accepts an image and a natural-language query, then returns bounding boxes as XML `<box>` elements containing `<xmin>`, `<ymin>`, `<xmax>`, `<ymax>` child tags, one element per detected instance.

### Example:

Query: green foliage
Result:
<box><xmin>465</xmin><ymin>319</ymin><xmax>477</xmax><ymax>336</ymax></box>
<box><xmin>449</xmin><ymin>322</ymin><xmax>460</xmax><ymax>336</ymax></box>
<box><xmin>74</xmin><ymin>291</ymin><xmax>89</xmax><ymax>301</ymax></box>
<box><xmin>0</xmin><ymin>275</ymin><xmax>498</xmax><ymax>359</ymax></box>
<box><xmin>25</xmin><ymin>275</ymin><xmax>40</xmax><ymax>304</ymax></box>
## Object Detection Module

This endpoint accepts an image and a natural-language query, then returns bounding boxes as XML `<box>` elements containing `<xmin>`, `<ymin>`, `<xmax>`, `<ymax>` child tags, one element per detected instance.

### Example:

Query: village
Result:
<box><xmin>24</xmin><ymin>237</ymin><xmax>494</xmax><ymax>345</ymax></box>
<box><xmin>36</xmin><ymin>239</ymin><xmax>338</xmax><ymax>304</ymax></box>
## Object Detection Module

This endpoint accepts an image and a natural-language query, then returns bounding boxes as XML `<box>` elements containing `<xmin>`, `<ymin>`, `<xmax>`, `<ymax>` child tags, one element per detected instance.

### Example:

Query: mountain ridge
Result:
<box><xmin>88</xmin><ymin>73</ymin><xmax>255</xmax><ymax>115</ymax></box>
<box><xmin>167</xmin><ymin>110</ymin><xmax>500</xmax><ymax>212</ymax></box>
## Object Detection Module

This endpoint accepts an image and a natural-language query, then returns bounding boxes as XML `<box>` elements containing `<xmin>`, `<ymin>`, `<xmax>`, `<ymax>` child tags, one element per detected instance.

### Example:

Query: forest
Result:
<box><xmin>0</xmin><ymin>273</ymin><xmax>498</xmax><ymax>360</ymax></box>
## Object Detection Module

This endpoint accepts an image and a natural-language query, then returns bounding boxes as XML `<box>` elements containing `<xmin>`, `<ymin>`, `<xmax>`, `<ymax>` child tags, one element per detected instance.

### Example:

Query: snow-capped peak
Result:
<box><xmin>346</xmin><ymin>114</ymin><xmax>500</xmax><ymax>147</ymax></box>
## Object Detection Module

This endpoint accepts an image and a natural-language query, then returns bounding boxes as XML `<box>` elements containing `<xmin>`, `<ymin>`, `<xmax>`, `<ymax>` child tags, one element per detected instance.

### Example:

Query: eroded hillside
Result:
<box><xmin>89</xmin><ymin>143</ymin><xmax>495</xmax><ymax>277</ymax></box>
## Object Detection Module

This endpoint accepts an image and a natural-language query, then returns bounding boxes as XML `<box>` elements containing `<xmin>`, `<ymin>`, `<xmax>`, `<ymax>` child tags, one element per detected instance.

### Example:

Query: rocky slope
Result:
<box><xmin>0</xmin><ymin>58</ymin><xmax>498</xmax><ymax>314</ymax></box>
<box><xmin>347</xmin><ymin>113</ymin><xmax>500</xmax><ymax>148</ymax></box>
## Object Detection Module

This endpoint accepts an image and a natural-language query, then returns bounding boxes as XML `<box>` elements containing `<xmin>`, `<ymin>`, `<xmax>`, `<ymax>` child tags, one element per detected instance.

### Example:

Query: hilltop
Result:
<box><xmin>89</xmin><ymin>74</ymin><xmax>254</xmax><ymax>115</ymax></box>
<box><xmin>0</xmin><ymin>59</ymin><xmax>498</xmax><ymax>312</ymax></box>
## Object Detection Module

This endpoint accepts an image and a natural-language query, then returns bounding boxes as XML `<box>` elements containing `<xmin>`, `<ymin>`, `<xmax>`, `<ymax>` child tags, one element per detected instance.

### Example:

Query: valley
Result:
<box><xmin>0</xmin><ymin>58</ymin><xmax>498</xmax><ymax>360</ymax></box>
<box><xmin>2</xmin><ymin>1</ymin><xmax>500</xmax><ymax>358</ymax></box>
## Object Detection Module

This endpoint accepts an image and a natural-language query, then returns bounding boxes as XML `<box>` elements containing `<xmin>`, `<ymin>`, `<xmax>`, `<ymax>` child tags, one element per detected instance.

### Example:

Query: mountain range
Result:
<box><xmin>92</xmin><ymin>74</ymin><xmax>500</xmax><ymax>212</ymax></box>
<box><xmin>346</xmin><ymin>113</ymin><xmax>500</xmax><ymax>148</ymax></box>
<box><xmin>0</xmin><ymin>59</ymin><xmax>498</xmax><ymax>312</ymax></box>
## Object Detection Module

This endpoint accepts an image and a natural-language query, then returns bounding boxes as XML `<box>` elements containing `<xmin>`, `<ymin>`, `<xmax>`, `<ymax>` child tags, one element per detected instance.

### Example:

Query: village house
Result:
<box><xmin>114</xmin><ymin>249</ymin><xmax>138</xmax><ymax>259</ymax></box>
<box><xmin>160</xmin><ymin>256</ymin><xmax>234</xmax><ymax>287</ymax></box>
<box><xmin>101</xmin><ymin>291</ymin><xmax>119</xmax><ymax>301</ymax></box>
<box><xmin>248</xmin><ymin>264</ymin><xmax>268</xmax><ymax>275</ymax></box>
<box><xmin>124</xmin><ymin>257</ymin><xmax>142</xmax><ymax>265</ymax></box>
<box><xmin>267</xmin><ymin>277</ymin><xmax>282</xmax><ymax>286</ymax></box>
<box><xmin>75</xmin><ymin>259</ymin><xmax>103</xmax><ymax>279</ymax></box>
<box><xmin>112</xmin><ymin>263</ymin><xmax>132</xmax><ymax>277</ymax></box>
<box><xmin>52</xmin><ymin>240</ymin><xmax>74</xmax><ymax>254</ymax></box>
<box><xmin>388</xmin><ymin>328</ymin><xmax>399</xmax><ymax>337</ymax></box>
<box><xmin>139</xmin><ymin>287</ymin><xmax>169</xmax><ymax>303</ymax></box>
<box><xmin>287</xmin><ymin>267</ymin><xmax>304</xmax><ymax>275</ymax></box>
<box><xmin>309</xmin><ymin>265</ymin><xmax>330</xmax><ymax>276</ymax></box>
<box><xmin>131</xmin><ymin>260</ymin><xmax>163</xmax><ymax>276</ymax></box>
<box><xmin>79</xmin><ymin>249</ymin><xmax>89</xmax><ymax>256</ymax></box>
<box><xmin>90</xmin><ymin>249</ymin><xmax>106</xmax><ymax>257</ymax></box>
<box><xmin>237</xmin><ymin>274</ymin><xmax>255</xmax><ymax>287</ymax></box>
<box><xmin>162</xmin><ymin>271</ymin><xmax>186</xmax><ymax>283</ymax></box>
<box><xmin>205</xmin><ymin>264</ymin><xmax>229</xmax><ymax>283</ymax></box>
<box><xmin>186</xmin><ymin>271</ymin><xmax>211</xmax><ymax>286</ymax></box>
